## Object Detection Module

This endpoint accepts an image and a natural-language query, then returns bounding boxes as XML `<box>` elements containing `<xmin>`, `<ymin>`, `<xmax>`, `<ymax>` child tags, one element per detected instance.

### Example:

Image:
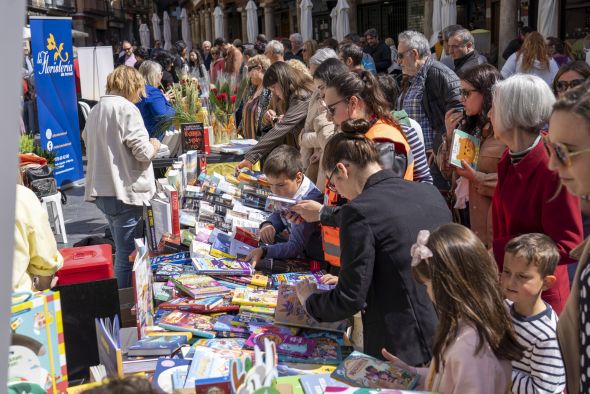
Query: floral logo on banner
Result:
<box><xmin>36</xmin><ymin>32</ymin><xmax>73</xmax><ymax>77</ymax></box>
<box><xmin>46</xmin><ymin>33</ymin><xmax>69</xmax><ymax>62</ymax></box>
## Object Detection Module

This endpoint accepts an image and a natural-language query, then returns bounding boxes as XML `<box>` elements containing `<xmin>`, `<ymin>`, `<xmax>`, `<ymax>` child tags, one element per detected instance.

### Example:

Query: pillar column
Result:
<box><xmin>499</xmin><ymin>0</ymin><xmax>518</xmax><ymax>69</ymax></box>
<box><xmin>296</xmin><ymin>0</ymin><xmax>301</xmax><ymax>35</ymax></box>
<box><xmin>223</xmin><ymin>8</ymin><xmax>230</xmax><ymax>40</ymax></box>
<box><xmin>238</xmin><ymin>7</ymin><xmax>253</xmax><ymax>44</ymax></box>
<box><xmin>423</xmin><ymin>0</ymin><xmax>433</xmax><ymax>40</ymax></box>
<box><xmin>199</xmin><ymin>11</ymin><xmax>206</xmax><ymax>43</ymax></box>
<box><xmin>348</xmin><ymin>0</ymin><xmax>357</xmax><ymax>34</ymax></box>
<box><xmin>288</xmin><ymin>3</ymin><xmax>295</xmax><ymax>35</ymax></box>
<box><xmin>204</xmin><ymin>9</ymin><xmax>212</xmax><ymax>41</ymax></box>
<box><xmin>262</xmin><ymin>3</ymin><xmax>275</xmax><ymax>39</ymax></box>
<box><xmin>194</xmin><ymin>15</ymin><xmax>201</xmax><ymax>45</ymax></box>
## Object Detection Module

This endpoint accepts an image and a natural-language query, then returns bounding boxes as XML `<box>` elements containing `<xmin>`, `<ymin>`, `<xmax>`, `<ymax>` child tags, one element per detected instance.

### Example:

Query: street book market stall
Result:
<box><xmin>8</xmin><ymin>72</ymin><xmax>440</xmax><ymax>394</ymax></box>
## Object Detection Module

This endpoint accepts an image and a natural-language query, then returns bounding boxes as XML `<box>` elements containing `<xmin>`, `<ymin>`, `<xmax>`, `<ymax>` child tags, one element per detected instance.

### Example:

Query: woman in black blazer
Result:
<box><xmin>296</xmin><ymin>119</ymin><xmax>452</xmax><ymax>366</ymax></box>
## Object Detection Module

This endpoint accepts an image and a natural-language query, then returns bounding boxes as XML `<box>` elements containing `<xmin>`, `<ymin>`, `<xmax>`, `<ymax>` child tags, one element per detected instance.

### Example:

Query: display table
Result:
<box><xmin>152</xmin><ymin>151</ymin><xmax>260</xmax><ymax>178</ymax></box>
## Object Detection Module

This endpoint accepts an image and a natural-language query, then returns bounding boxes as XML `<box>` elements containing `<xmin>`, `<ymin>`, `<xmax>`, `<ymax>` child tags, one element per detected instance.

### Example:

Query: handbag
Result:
<box><xmin>23</xmin><ymin>165</ymin><xmax>58</xmax><ymax>199</ymax></box>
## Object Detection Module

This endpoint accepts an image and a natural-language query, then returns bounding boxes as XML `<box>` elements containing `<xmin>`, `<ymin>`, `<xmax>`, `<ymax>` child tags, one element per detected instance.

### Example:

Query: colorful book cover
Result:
<box><xmin>232</xmin><ymin>288</ymin><xmax>278</xmax><ymax>308</ymax></box>
<box><xmin>324</xmin><ymin>389</ymin><xmax>438</xmax><ymax>394</ymax></box>
<box><xmin>210</xmin><ymin>232</ymin><xmax>237</xmax><ymax>259</ymax></box>
<box><xmin>265</xmin><ymin>195</ymin><xmax>298</xmax><ymax>214</ymax></box>
<box><xmin>172</xmin><ymin>274</ymin><xmax>230</xmax><ymax>299</ymax></box>
<box><xmin>279</xmin><ymin>331</ymin><xmax>343</xmax><ymax>365</ymax></box>
<box><xmin>184</xmin><ymin>347</ymin><xmax>237</xmax><ymax>388</ymax></box>
<box><xmin>274</xmin><ymin>284</ymin><xmax>348</xmax><ymax>333</ymax></box>
<box><xmin>158</xmin><ymin>296</ymin><xmax>239</xmax><ymax>314</ymax></box>
<box><xmin>234</xmin><ymin>226</ymin><xmax>260</xmax><ymax>248</ymax></box>
<box><xmin>299</xmin><ymin>373</ymin><xmax>350</xmax><ymax>394</ymax></box>
<box><xmin>212</xmin><ymin>273</ymin><xmax>269</xmax><ymax>288</ymax></box>
<box><xmin>152</xmin><ymin>282</ymin><xmax>176</xmax><ymax>302</ymax></box>
<box><xmin>272</xmin><ymin>271</ymin><xmax>327</xmax><ymax>288</ymax></box>
<box><xmin>127</xmin><ymin>335</ymin><xmax>187</xmax><ymax>356</ymax></box>
<box><xmin>132</xmin><ymin>239</ymin><xmax>154</xmax><ymax>339</ymax></box>
<box><xmin>214</xmin><ymin>279</ymin><xmax>248</xmax><ymax>291</ymax></box>
<box><xmin>94</xmin><ymin>316</ymin><xmax>122</xmax><ymax>378</ymax></box>
<box><xmin>150</xmin><ymin>251</ymin><xmax>191</xmax><ymax>270</ymax></box>
<box><xmin>154</xmin><ymin>262</ymin><xmax>185</xmax><ymax>282</ymax></box>
<box><xmin>273</xmin><ymin>376</ymin><xmax>305</xmax><ymax>394</ymax></box>
<box><xmin>231</xmin><ymin>311</ymin><xmax>275</xmax><ymax>328</ymax></box>
<box><xmin>185</xmin><ymin>339</ymin><xmax>249</xmax><ymax>359</ymax></box>
<box><xmin>152</xmin><ymin>357</ymin><xmax>191</xmax><ymax>393</ymax></box>
<box><xmin>239</xmin><ymin>305</ymin><xmax>275</xmax><ymax>315</ymax></box>
<box><xmin>9</xmin><ymin>291</ymin><xmax>69</xmax><ymax>394</ymax></box>
<box><xmin>449</xmin><ymin>128</ymin><xmax>480</xmax><ymax>169</ymax></box>
<box><xmin>277</xmin><ymin>363</ymin><xmax>337</xmax><ymax>377</ymax></box>
<box><xmin>245</xmin><ymin>332</ymin><xmax>315</xmax><ymax>358</ymax></box>
<box><xmin>331</xmin><ymin>351</ymin><xmax>420</xmax><ymax>390</ymax></box>
<box><xmin>213</xmin><ymin>314</ymin><xmax>250</xmax><ymax>337</ymax></box>
<box><xmin>157</xmin><ymin>310</ymin><xmax>216</xmax><ymax>338</ymax></box>
<box><xmin>191</xmin><ymin>256</ymin><xmax>255</xmax><ymax>276</ymax></box>
<box><xmin>190</xmin><ymin>240</ymin><xmax>212</xmax><ymax>259</ymax></box>
<box><xmin>195</xmin><ymin>378</ymin><xmax>232</xmax><ymax>394</ymax></box>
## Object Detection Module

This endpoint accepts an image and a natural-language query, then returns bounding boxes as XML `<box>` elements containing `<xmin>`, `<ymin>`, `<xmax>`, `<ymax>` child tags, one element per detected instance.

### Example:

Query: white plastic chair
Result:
<box><xmin>41</xmin><ymin>193</ymin><xmax>67</xmax><ymax>244</ymax></box>
<box><xmin>78</xmin><ymin>101</ymin><xmax>91</xmax><ymax>122</ymax></box>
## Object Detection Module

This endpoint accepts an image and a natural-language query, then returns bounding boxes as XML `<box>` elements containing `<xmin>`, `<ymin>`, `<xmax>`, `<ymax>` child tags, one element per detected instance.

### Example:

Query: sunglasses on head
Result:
<box><xmin>543</xmin><ymin>134</ymin><xmax>590</xmax><ymax>167</ymax></box>
<box><xmin>555</xmin><ymin>79</ymin><xmax>585</xmax><ymax>92</ymax></box>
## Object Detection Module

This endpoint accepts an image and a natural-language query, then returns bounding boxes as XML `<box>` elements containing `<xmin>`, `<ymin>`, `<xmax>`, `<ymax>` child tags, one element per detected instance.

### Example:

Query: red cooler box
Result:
<box><xmin>58</xmin><ymin>245</ymin><xmax>114</xmax><ymax>285</ymax></box>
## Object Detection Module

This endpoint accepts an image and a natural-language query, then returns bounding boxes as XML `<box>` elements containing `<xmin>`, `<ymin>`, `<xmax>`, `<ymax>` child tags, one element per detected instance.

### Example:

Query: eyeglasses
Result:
<box><xmin>555</xmin><ymin>79</ymin><xmax>585</xmax><ymax>92</ymax></box>
<box><xmin>123</xmin><ymin>47</ymin><xmax>132</xmax><ymax>52</ymax></box>
<box><xmin>325</xmin><ymin>97</ymin><xmax>348</xmax><ymax>116</ymax></box>
<box><xmin>543</xmin><ymin>134</ymin><xmax>590</xmax><ymax>167</ymax></box>
<box><xmin>447</xmin><ymin>43</ymin><xmax>467</xmax><ymax>50</ymax></box>
<box><xmin>460</xmin><ymin>88</ymin><xmax>478</xmax><ymax>99</ymax></box>
<box><xmin>326</xmin><ymin>163</ymin><xmax>349</xmax><ymax>192</ymax></box>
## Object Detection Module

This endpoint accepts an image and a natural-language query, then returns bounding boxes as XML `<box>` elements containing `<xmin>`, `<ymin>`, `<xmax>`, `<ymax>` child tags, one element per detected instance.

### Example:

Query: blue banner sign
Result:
<box><xmin>30</xmin><ymin>17</ymin><xmax>84</xmax><ymax>187</ymax></box>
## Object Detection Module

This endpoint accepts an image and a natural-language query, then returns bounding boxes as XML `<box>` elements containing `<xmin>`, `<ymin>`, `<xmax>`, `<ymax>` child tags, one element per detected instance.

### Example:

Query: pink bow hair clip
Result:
<box><xmin>410</xmin><ymin>230</ymin><xmax>433</xmax><ymax>267</ymax></box>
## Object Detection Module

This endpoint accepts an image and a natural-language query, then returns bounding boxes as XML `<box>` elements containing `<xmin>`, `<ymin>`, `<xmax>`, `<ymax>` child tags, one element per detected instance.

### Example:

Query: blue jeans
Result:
<box><xmin>95</xmin><ymin>197</ymin><xmax>143</xmax><ymax>289</ymax></box>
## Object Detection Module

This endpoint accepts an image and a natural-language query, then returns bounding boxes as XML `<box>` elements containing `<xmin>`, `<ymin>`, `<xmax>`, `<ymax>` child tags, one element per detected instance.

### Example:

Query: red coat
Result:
<box><xmin>492</xmin><ymin>141</ymin><xmax>583</xmax><ymax>315</ymax></box>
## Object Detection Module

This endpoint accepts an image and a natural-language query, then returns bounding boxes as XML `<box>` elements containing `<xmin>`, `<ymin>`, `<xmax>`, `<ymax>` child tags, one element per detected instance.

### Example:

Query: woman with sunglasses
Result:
<box><xmin>550</xmin><ymin>81</ymin><xmax>590</xmax><ymax>394</ymax></box>
<box><xmin>552</xmin><ymin>60</ymin><xmax>590</xmax><ymax>99</ymax></box>
<box><xmin>490</xmin><ymin>74</ymin><xmax>583</xmax><ymax>315</ymax></box>
<box><xmin>236</xmin><ymin>61</ymin><xmax>313</xmax><ymax>171</ymax></box>
<box><xmin>292</xmin><ymin>70</ymin><xmax>414</xmax><ymax>272</ymax></box>
<box><xmin>298</xmin><ymin>58</ymin><xmax>347</xmax><ymax>185</ymax></box>
<box><xmin>441</xmin><ymin>64</ymin><xmax>504</xmax><ymax>248</ymax></box>
<box><xmin>295</xmin><ymin>119</ymin><xmax>451</xmax><ymax>364</ymax></box>
<box><xmin>237</xmin><ymin>55</ymin><xmax>272</xmax><ymax>140</ymax></box>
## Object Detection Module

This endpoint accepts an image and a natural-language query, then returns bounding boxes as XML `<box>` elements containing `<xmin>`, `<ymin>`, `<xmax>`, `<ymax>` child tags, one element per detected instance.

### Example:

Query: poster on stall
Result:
<box><xmin>30</xmin><ymin>16</ymin><xmax>84</xmax><ymax>187</ymax></box>
<box><xmin>77</xmin><ymin>46</ymin><xmax>114</xmax><ymax>101</ymax></box>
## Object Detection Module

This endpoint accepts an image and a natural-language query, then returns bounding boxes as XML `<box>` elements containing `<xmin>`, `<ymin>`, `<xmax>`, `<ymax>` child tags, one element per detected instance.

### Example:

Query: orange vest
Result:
<box><xmin>321</xmin><ymin>120</ymin><xmax>413</xmax><ymax>267</ymax></box>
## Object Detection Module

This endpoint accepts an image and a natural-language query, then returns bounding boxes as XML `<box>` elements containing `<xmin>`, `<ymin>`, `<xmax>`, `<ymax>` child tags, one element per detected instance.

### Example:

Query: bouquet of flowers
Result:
<box><xmin>155</xmin><ymin>77</ymin><xmax>209</xmax><ymax>138</ymax></box>
<box><xmin>208</xmin><ymin>73</ymin><xmax>249</xmax><ymax>144</ymax></box>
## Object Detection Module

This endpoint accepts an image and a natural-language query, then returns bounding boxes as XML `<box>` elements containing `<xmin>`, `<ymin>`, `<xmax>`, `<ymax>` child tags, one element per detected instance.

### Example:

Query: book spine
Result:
<box><xmin>147</xmin><ymin>205</ymin><xmax>158</xmax><ymax>252</ymax></box>
<box><xmin>169</xmin><ymin>189</ymin><xmax>180</xmax><ymax>236</ymax></box>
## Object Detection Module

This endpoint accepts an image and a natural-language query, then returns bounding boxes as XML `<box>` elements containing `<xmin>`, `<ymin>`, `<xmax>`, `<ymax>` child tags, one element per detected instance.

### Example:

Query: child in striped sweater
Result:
<box><xmin>501</xmin><ymin>233</ymin><xmax>566</xmax><ymax>394</ymax></box>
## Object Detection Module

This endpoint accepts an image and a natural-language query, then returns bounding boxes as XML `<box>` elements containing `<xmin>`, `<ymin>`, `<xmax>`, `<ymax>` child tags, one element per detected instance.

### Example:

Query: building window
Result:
<box><xmin>357</xmin><ymin>1</ymin><xmax>407</xmax><ymax>40</ymax></box>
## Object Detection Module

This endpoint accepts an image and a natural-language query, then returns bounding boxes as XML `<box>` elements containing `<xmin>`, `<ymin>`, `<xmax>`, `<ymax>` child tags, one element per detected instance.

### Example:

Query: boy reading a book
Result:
<box><xmin>245</xmin><ymin>145</ymin><xmax>324</xmax><ymax>266</ymax></box>
<box><xmin>500</xmin><ymin>233</ymin><xmax>565</xmax><ymax>394</ymax></box>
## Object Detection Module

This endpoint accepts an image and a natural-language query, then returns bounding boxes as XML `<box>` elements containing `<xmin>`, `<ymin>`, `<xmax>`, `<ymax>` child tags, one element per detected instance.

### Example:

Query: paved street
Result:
<box><xmin>61</xmin><ymin>184</ymin><xmax>108</xmax><ymax>248</ymax></box>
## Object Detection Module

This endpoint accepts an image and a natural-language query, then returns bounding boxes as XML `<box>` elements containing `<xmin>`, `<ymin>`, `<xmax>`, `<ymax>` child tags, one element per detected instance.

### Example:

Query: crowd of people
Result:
<box><xmin>16</xmin><ymin>21</ymin><xmax>590</xmax><ymax>394</ymax></box>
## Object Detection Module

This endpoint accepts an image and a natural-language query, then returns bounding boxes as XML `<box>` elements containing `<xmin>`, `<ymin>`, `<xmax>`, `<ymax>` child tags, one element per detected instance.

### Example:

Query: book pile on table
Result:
<box><xmin>71</xmin><ymin>163</ymin><xmax>435</xmax><ymax>393</ymax></box>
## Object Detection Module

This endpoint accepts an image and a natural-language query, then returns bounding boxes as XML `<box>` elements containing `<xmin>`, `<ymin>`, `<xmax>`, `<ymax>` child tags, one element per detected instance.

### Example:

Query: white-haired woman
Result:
<box><xmin>490</xmin><ymin>74</ymin><xmax>583</xmax><ymax>315</ymax></box>
<box><xmin>137</xmin><ymin>60</ymin><xmax>175</xmax><ymax>139</ymax></box>
<box><xmin>308</xmin><ymin>47</ymin><xmax>338</xmax><ymax>75</ymax></box>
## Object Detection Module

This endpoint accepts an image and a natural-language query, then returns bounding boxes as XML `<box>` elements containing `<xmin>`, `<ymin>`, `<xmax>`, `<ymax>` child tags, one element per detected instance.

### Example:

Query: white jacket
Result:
<box><xmin>501</xmin><ymin>53</ymin><xmax>559</xmax><ymax>87</ymax></box>
<box><xmin>83</xmin><ymin>95</ymin><xmax>156</xmax><ymax>206</ymax></box>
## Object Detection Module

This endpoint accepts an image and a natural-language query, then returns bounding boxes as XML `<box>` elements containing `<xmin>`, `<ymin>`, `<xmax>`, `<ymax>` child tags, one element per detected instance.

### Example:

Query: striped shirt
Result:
<box><xmin>506</xmin><ymin>300</ymin><xmax>566</xmax><ymax>394</ymax></box>
<box><xmin>393</xmin><ymin>110</ymin><xmax>433</xmax><ymax>184</ymax></box>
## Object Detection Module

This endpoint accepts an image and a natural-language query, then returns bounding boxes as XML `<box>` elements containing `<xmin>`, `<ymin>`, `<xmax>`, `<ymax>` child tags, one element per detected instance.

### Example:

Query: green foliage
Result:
<box><xmin>19</xmin><ymin>133</ymin><xmax>57</xmax><ymax>165</ymax></box>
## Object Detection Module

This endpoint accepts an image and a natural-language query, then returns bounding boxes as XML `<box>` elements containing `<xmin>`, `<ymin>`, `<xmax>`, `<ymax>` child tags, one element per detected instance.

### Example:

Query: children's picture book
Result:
<box><xmin>152</xmin><ymin>357</ymin><xmax>191</xmax><ymax>393</ymax></box>
<box><xmin>239</xmin><ymin>305</ymin><xmax>275</xmax><ymax>315</ymax></box>
<box><xmin>127</xmin><ymin>335</ymin><xmax>187</xmax><ymax>357</ymax></box>
<box><xmin>185</xmin><ymin>339</ymin><xmax>251</xmax><ymax>359</ymax></box>
<box><xmin>299</xmin><ymin>373</ymin><xmax>350</xmax><ymax>394</ymax></box>
<box><xmin>212</xmin><ymin>273</ymin><xmax>270</xmax><ymax>288</ymax></box>
<box><xmin>210</xmin><ymin>231</ymin><xmax>237</xmax><ymax>259</ymax></box>
<box><xmin>245</xmin><ymin>332</ymin><xmax>315</xmax><ymax>358</ymax></box>
<box><xmin>265</xmin><ymin>195</ymin><xmax>298</xmax><ymax>214</ymax></box>
<box><xmin>157</xmin><ymin>310</ymin><xmax>216</xmax><ymax>338</ymax></box>
<box><xmin>152</xmin><ymin>282</ymin><xmax>176</xmax><ymax>302</ymax></box>
<box><xmin>274</xmin><ymin>284</ymin><xmax>348</xmax><ymax>333</ymax></box>
<box><xmin>449</xmin><ymin>128</ymin><xmax>480</xmax><ymax>169</ymax></box>
<box><xmin>150</xmin><ymin>251</ymin><xmax>191</xmax><ymax>270</ymax></box>
<box><xmin>231</xmin><ymin>311</ymin><xmax>275</xmax><ymax>328</ymax></box>
<box><xmin>272</xmin><ymin>271</ymin><xmax>327</xmax><ymax>288</ymax></box>
<box><xmin>185</xmin><ymin>347</ymin><xmax>250</xmax><ymax>389</ymax></box>
<box><xmin>191</xmin><ymin>257</ymin><xmax>255</xmax><ymax>276</ymax></box>
<box><xmin>213</xmin><ymin>314</ymin><xmax>250</xmax><ymax>337</ymax></box>
<box><xmin>172</xmin><ymin>274</ymin><xmax>230</xmax><ymax>299</ymax></box>
<box><xmin>232</xmin><ymin>288</ymin><xmax>278</xmax><ymax>308</ymax></box>
<box><xmin>95</xmin><ymin>316</ymin><xmax>123</xmax><ymax>378</ymax></box>
<box><xmin>154</xmin><ymin>262</ymin><xmax>185</xmax><ymax>282</ymax></box>
<box><xmin>279</xmin><ymin>331</ymin><xmax>343</xmax><ymax>365</ymax></box>
<box><xmin>277</xmin><ymin>363</ymin><xmax>337</xmax><ymax>377</ymax></box>
<box><xmin>132</xmin><ymin>239</ymin><xmax>154</xmax><ymax>339</ymax></box>
<box><xmin>158</xmin><ymin>295</ymin><xmax>239</xmax><ymax>314</ymax></box>
<box><xmin>331</xmin><ymin>351</ymin><xmax>420</xmax><ymax>390</ymax></box>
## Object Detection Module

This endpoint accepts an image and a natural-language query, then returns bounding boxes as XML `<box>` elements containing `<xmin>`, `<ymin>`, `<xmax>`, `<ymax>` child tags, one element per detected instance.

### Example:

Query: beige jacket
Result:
<box><xmin>83</xmin><ymin>95</ymin><xmax>156</xmax><ymax>206</ymax></box>
<box><xmin>557</xmin><ymin>236</ymin><xmax>590</xmax><ymax>394</ymax></box>
<box><xmin>299</xmin><ymin>90</ymin><xmax>336</xmax><ymax>186</ymax></box>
